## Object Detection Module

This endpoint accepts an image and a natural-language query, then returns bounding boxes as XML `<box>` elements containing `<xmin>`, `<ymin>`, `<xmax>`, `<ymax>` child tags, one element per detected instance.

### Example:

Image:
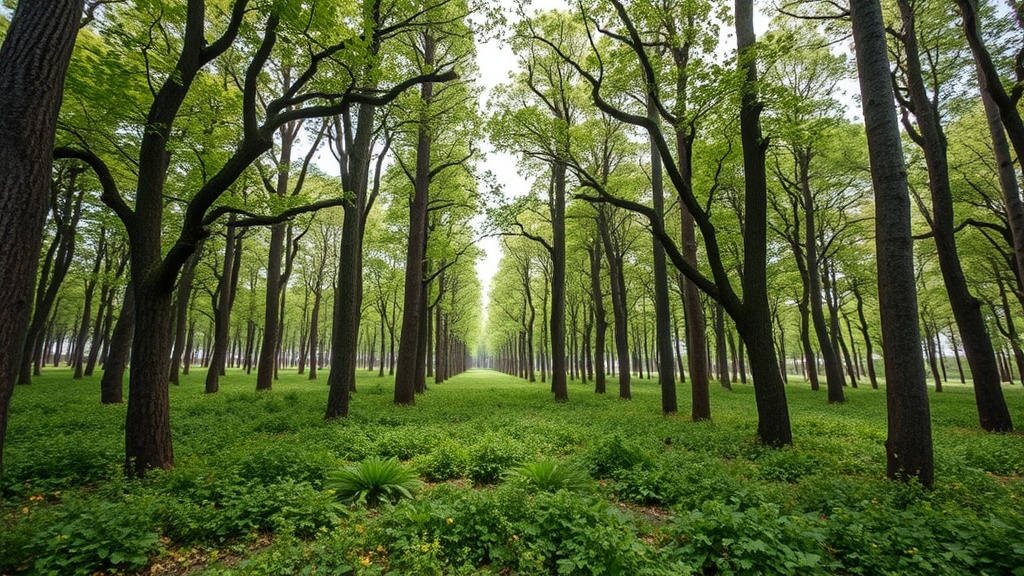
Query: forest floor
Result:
<box><xmin>2</xmin><ymin>367</ymin><xmax>1023</xmax><ymax>575</ymax></box>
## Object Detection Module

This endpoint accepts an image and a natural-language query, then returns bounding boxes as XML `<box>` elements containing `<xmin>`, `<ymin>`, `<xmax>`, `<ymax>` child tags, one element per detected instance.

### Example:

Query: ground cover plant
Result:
<box><xmin>1</xmin><ymin>367</ymin><xmax>1023</xmax><ymax>575</ymax></box>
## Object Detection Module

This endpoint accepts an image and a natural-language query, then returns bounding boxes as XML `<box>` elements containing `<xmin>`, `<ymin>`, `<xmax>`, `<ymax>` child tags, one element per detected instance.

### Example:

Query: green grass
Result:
<box><xmin>1</xmin><ymin>367</ymin><xmax>1023</xmax><ymax>575</ymax></box>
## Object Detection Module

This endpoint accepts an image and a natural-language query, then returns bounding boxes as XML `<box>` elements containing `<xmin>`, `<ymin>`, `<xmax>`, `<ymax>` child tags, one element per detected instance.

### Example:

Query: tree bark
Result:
<box><xmin>205</xmin><ymin>222</ymin><xmax>239</xmax><ymax>394</ymax></box>
<box><xmin>650</xmin><ymin>95</ymin><xmax>677</xmax><ymax>414</ymax></box>
<box><xmin>735</xmin><ymin>0</ymin><xmax>792</xmax><ymax>446</ymax></box>
<box><xmin>599</xmin><ymin>208</ymin><xmax>631</xmax><ymax>399</ymax></box>
<box><xmin>588</xmin><ymin>242</ymin><xmax>607</xmax><ymax>394</ymax></box>
<box><xmin>0</xmin><ymin>0</ymin><xmax>82</xmax><ymax>474</ymax></box>
<box><xmin>101</xmin><ymin>285</ymin><xmax>133</xmax><ymax>404</ymax></box>
<box><xmin>550</xmin><ymin>162</ymin><xmax>569</xmax><ymax>402</ymax></box>
<box><xmin>850</xmin><ymin>0</ymin><xmax>933</xmax><ymax>486</ymax></box>
<box><xmin>170</xmin><ymin>241</ymin><xmax>202</xmax><ymax>384</ymax></box>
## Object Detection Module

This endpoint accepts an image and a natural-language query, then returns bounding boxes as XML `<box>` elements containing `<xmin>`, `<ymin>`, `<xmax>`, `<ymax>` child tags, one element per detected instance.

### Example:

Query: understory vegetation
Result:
<box><xmin>2</xmin><ymin>368</ymin><xmax>1023</xmax><ymax>575</ymax></box>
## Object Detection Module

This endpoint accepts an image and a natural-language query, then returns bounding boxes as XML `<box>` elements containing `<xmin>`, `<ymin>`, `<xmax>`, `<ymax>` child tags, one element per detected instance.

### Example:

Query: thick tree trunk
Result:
<box><xmin>850</xmin><ymin>0</ymin><xmax>933</xmax><ymax>486</ymax></box>
<box><xmin>124</xmin><ymin>284</ymin><xmax>175</xmax><ymax>476</ymax></box>
<box><xmin>0</xmin><ymin>0</ymin><xmax>82</xmax><ymax>474</ymax></box>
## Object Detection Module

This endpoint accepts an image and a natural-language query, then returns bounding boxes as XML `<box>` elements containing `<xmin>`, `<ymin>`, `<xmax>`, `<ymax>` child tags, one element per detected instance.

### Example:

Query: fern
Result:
<box><xmin>508</xmin><ymin>459</ymin><xmax>593</xmax><ymax>493</ymax></box>
<box><xmin>325</xmin><ymin>456</ymin><xmax>421</xmax><ymax>506</ymax></box>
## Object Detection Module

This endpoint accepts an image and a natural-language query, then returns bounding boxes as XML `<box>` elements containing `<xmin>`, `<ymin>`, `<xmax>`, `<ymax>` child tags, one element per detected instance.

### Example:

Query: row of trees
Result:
<box><xmin>0</xmin><ymin>0</ymin><xmax>490</xmax><ymax>477</ymax></box>
<box><xmin>0</xmin><ymin>0</ymin><xmax>1022</xmax><ymax>490</ymax></box>
<box><xmin>478</xmin><ymin>0</ymin><xmax>1023</xmax><ymax>488</ymax></box>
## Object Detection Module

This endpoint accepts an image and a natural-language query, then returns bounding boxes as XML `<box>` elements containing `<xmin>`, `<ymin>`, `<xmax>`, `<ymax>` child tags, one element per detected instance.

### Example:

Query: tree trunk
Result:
<box><xmin>651</xmin><ymin>100</ymin><xmax>677</xmax><ymax>412</ymax></box>
<box><xmin>326</xmin><ymin>104</ymin><xmax>374</xmax><ymax>418</ymax></box>
<box><xmin>589</xmin><ymin>242</ymin><xmax>607</xmax><ymax>394</ymax></box>
<box><xmin>256</xmin><ymin>120</ymin><xmax>297</xmax><ymax>391</ymax></box>
<box><xmin>101</xmin><ymin>285</ymin><xmax>133</xmax><ymax>405</ymax></box>
<box><xmin>0</xmin><ymin>0</ymin><xmax>82</xmax><ymax>474</ymax></box>
<box><xmin>124</xmin><ymin>283</ymin><xmax>175</xmax><ymax>476</ymax></box>
<box><xmin>206</xmin><ymin>222</ymin><xmax>239</xmax><ymax>394</ymax></box>
<box><xmin>801</xmin><ymin>158</ymin><xmax>844</xmax><ymax>402</ymax></box>
<box><xmin>20</xmin><ymin>168</ymin><xmax>84</xmax><ymax>385</ymax></box>
<box><xmin>170</xmin><ymin>242</ymin><xmax>202</xmax><ymax>385</ymax></box>
<box><xmin>897</xmin><ymin>0</ymin><xmax>1011</xmax><ymax>432</ymax></box>
<box><xmin>736</xmin><ymin>0</ymin><xmax>792</xmax><ymax>447</ymax></box>
<box><xmin>392</xmin><ymin>33</ymin><xmax>435</xmax><ymax>405</ymax></box>
<box><xmin>715</xmin><ymin>302</ymin><xmax>731</xmax><ymax>390</ymax></box>
<box><xmin>550</xmin><ymin>162</ymin><xmax>569</xmax><ymax>402</ymax></box>
<box><xmin>850</xmin><ymin>0</ymin><xmax>933</xmax><ymax>486</ymax></box>
<box><xmin>599</xmin><ymin>208</ymin><xmax>630</xmax><ymax>399</ymax></box>
<box><xmin>852</xmin><ymin>282</ymin><xmax>879</xmax><ymax>389</ymax></box>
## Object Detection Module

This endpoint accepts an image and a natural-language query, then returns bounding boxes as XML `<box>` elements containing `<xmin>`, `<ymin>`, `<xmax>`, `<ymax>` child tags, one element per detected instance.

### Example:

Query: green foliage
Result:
<box><xmin>508</xmin><ymin>458</ymin><xmax>593</xmax><ymax>493</ymax></box>
<box><xmin>22</xmin><ymin>496</ymin><xmax>160</xmax><ymax>576</ymax></box>
<box><xmin>466</xmin><ymin>432</ymin><xmax>526</xmax><ymax>484</ymax></box>
<box><xmin>373</xmin><ymin>427</ymin><xmax>431</xmax><ymax>461</ymax></box>
<box><xmin>325</xmin><ymin>456</ymin><xmax>422</xmax><ymax>506</ymax></box>
<box><xmin>415</xmin><ymin>438</ymin><xmax>470</xmax><ymax>481</ymax></box>
<box><xmin>584</xmin><ymin>433</ymin><xmax>653</xmax><ymax>477</ymax></box>
<box><xmin>661</xmin><ymin>501</ymin><xmax>834</xmax><ymax>575</ymax></box>
<box><xmin>3</xmin><ymin>369</ymin><xmax>1022</xmax><ymax>574</ymax></box>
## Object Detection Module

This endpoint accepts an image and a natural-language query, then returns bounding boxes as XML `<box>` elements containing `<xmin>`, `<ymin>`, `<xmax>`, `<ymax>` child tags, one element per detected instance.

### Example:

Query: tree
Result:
<box><xmin>559</xmin><ymin>0</ymin><xmax>793</xmax><ymax>444</ymax></box>
<box><xmin>0</xmin><ymin>0</ymin><xmax>83</xmax><ymax>476</ymax></box>
<box><xmin>892</xmin><ymin>0</ymin><xmax>1012</xmax><ymax>431</ymax></box>
<box><xmin>58</xmin><ymin>1</ymin><xmax>457</xmax><ymax>475</ymax></box>
<box><xmin>849</xmin><ymin>0</ymin><xmax>933</xmax><ymax>487</ymax></box>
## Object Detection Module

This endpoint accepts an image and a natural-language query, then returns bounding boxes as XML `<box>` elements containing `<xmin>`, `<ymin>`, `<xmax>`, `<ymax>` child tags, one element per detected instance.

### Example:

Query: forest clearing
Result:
<box><xmin>1</xmin><ymin>368</ymin><xmax>1022</xmax><ymax>575</ymax></box>
<box><xmin>4</xmin><ymin>0</ymin><xmax>1024</xmax><ymax>573</ymax></box>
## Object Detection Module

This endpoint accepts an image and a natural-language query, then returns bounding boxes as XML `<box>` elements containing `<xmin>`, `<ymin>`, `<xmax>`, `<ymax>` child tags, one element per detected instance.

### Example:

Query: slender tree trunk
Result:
<box><xmin>852</xmin><ymin>283</ymin><xmax>879</xmax><ymax>389</ymax></box>
<box><xmin>715</xmin><ymin>302</ymin><xmax>731</xmax><ymax>390</ymax></box>
<box><xmin>101</xmin><ymin>285</ymin><xmax>133</xmax><ymax>404</ymax></box>
<box><xmin>736</xmin><ymin>0</ymin><xmax>792</xmax><ymax>446</ymax></box>
<box><xmin>20</xmin><ymin>171</ymin><xmax>84</xmax><ymax>385</ymax></box>
<box><xmin>393</xmin><ymin>34</ymin><xmax>435</xmax><ymax>405</ymax></box>
<box><xmin>206</xmin><ymin>222</ymin><xmax>239</xmax><ymax>394</ymax></box>
<box><xmin>651</xmin><ymin>101</ymin><xmax>677</xmax><ymax>412</ymax></box>
<box><xmin>308</xmin><ymin>288</ymin><xmax>321</xmax><ymax>380</ymax></box>
<box><xmin>802</xmin><ymin>159</ymin><xmax>844</xmax><ymax>402</ymax></box>
<box><xmin>924</xmin><ymin>319</ymin><xmax>943</xmax><ymax>392</ymax></box>
<box><xmin>898</xmin><ymin>0</ymin><xmax>1011</xmax><ymax>432</ymax></box>
<box><xmin>589</xmin><ymin>243</ymin><xmax>607</xmax><ymax>394</ymax></box>
<box><xmin>326</xmin><ymin>104</ymin><xmax>374</xmax><ymax>418</ymax></box>
<box><xmin>170</xmin><ymin>243</ymin><xmax>202</xmax><ymax>384</ymax></box>
<box><xmin>600</xmin><ymin>209</ymin><xmax>630</xmax><ymax>399</ymax></box>
<box><xmin>550</xmin><ymin>163</ymin><xmax>569</xmax><ymax>402</ymax></box>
